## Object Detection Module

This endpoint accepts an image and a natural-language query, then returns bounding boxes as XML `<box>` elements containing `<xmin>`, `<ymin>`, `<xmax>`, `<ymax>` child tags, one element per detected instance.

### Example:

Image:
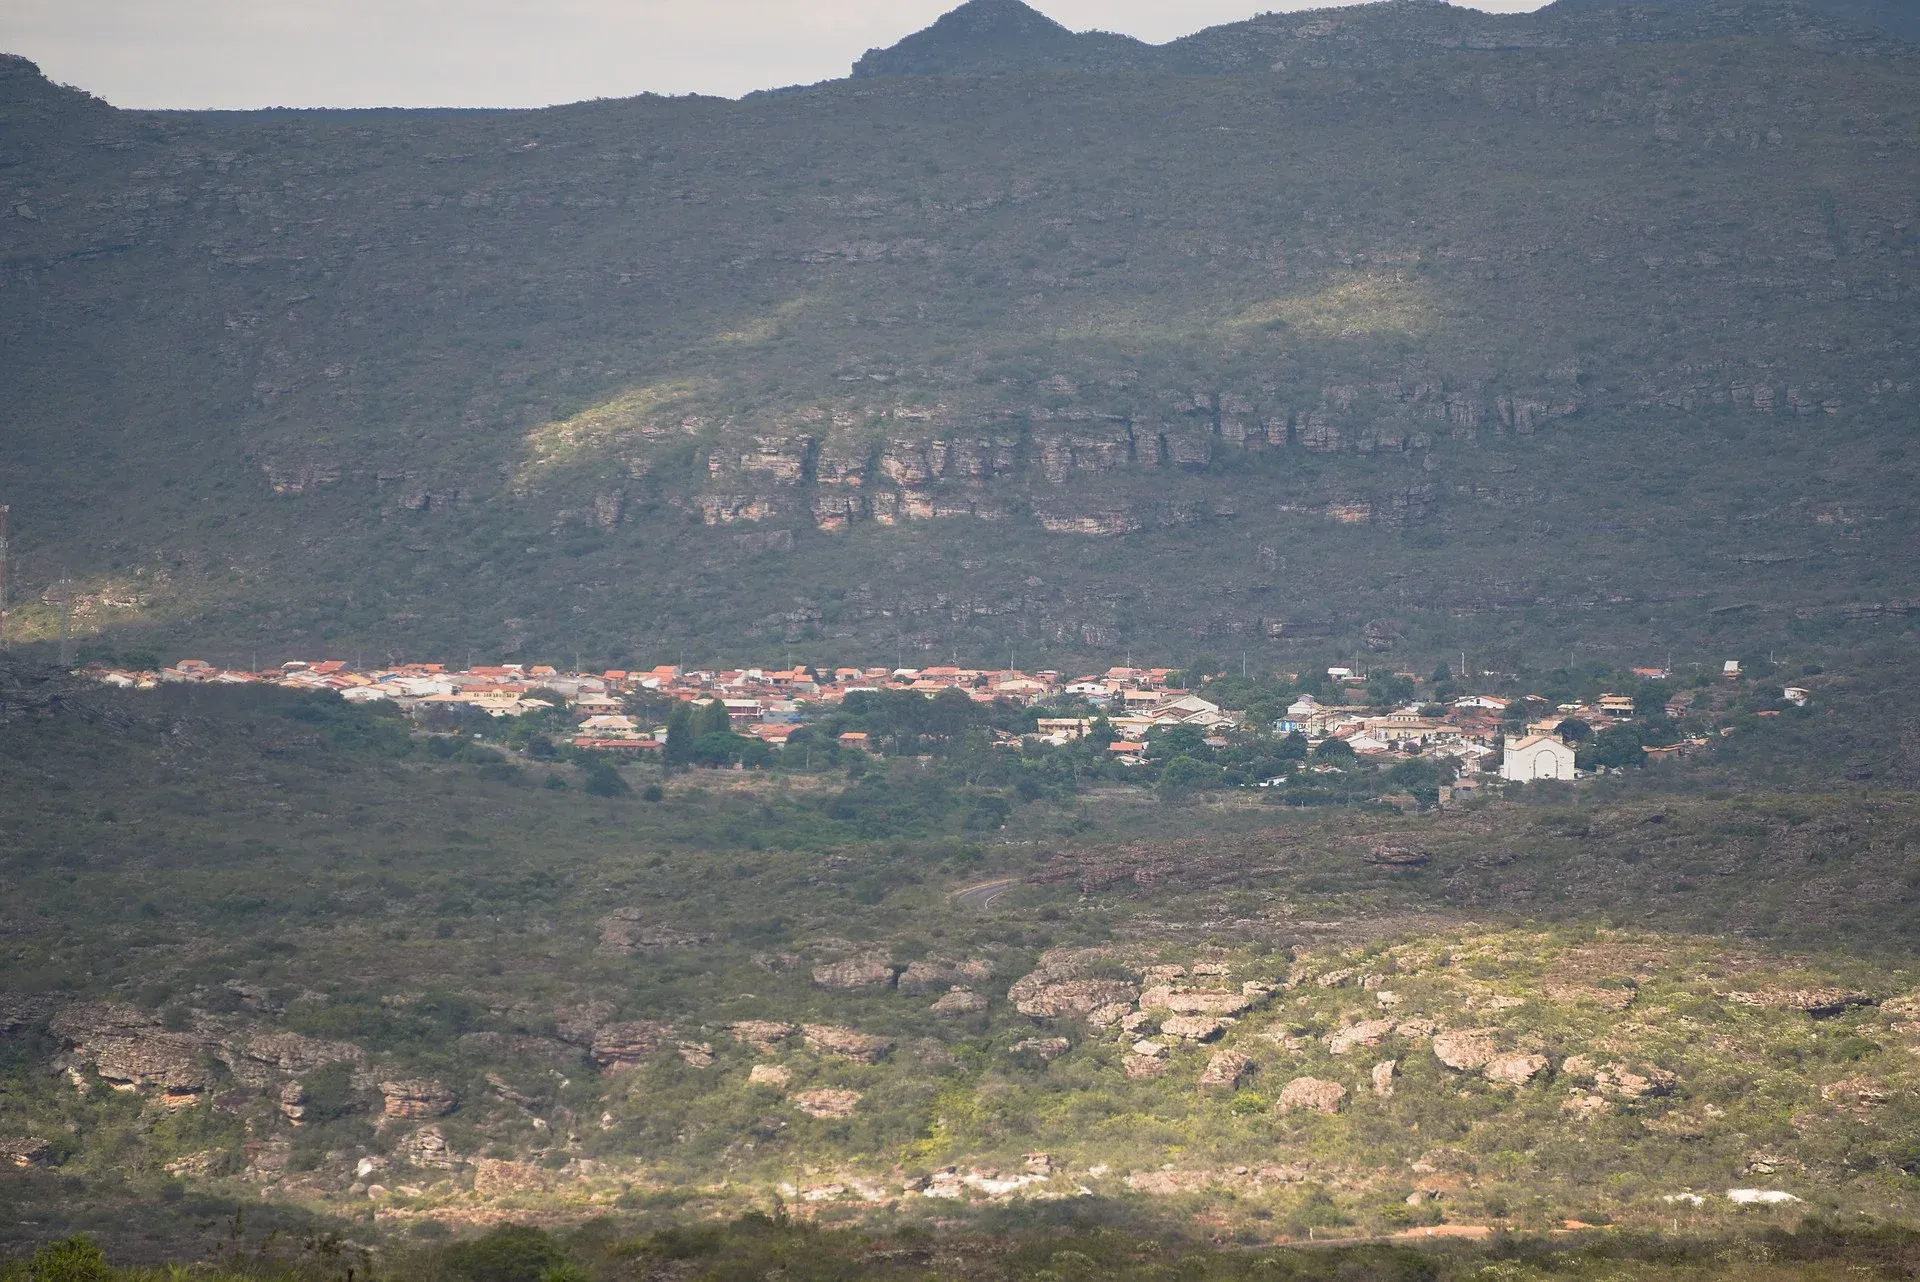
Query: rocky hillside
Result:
<box><xmin>0</xmin><ymin>4</ymin><xmax>1915</xmax><ymax>666</ymax></box>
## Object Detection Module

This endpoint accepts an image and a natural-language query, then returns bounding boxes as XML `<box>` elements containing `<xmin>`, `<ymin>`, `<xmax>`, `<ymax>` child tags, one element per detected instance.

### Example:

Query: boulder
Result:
<box><xmin>792</xmin><ymin>1089</ymin><xmax>861</xmax><ymax>1119</ymax></box>
<box><xmin>590</xmin><ymin>1021</ymin><xmax>675</xmax><ymax>1071</ymax></box>
<box><xmin>1328</xmin><ymin>1019</ymin><xmax>1396</xmax><ymax>1056</ymax></box>
<box><xmin>1086</xmin><ymin>1002</ymin><xmax>1134</xmax><ymax>1029</ymax></box>
<box><xmin>1371</xmin><ymin>1060</ymin><xmax>1398</xmax><ymax>1097</ymax></box>
<box><xmin>677</xmin><ymin>1041</ymin><xmax>716</xmax><ymax>1068</ymax></box>
<box><xmin>729</xmin><ymin>1020</ymin><xmax>797</xmax><ymax>1052</ymax></box>
<box><xmin>1278</xmin><ymin>1077</ymin><xmax>1348</xmax><ymax>1115</ymax></box>
<box><xmin>748</xmin><ymin>1064</ymin><xmax>791</xmax><ymax>1088</ymax></box>
<box><xmin>1561</xmin><ymin>1054</ymin><xmax>1598</xmax><ymax>1079</ymax></box>
<box><xmin>1432</xmin><ymin>1028</ymin><xmax>1499</xmax><ymax>1071</ymax></box>
<box><xmin>1009</xmin><ymin>977</ymin><xmax>1141</xmax><ymax>1019</ymax></box>
<box><xmin>931</xmin><ymin>988</ymin><xmax>989</xmax><ymax>1017</ymax></box>
<box><xmin>1199</xmin><ymin>1050</ymin><xmax>1253</xmax><ymax>1091</ymax></box>
<box><xmin>1483</xmin><ymin>1053</ymin><xmax>1550</xmax><ymax>1086</ymax></box>
<box><xmin>380</xmin><ymin>1078</ymin><xmax>456</xmax><ymax>1120</ymax></box>
<box><xmin>1561</xmin><ymin>1093</ymin><xmax>1609</xmax><ymax>1117</ymax></box>
<box><xmin>1131</xmin><ymin>1039</ymin><xmax>1168</xmax><ymax>1059</ymax></box>
<box><xmin>812</xmin><ymin>957</ymin><xmax>897</xmax><ymax>991</ymax></box>
<box><xmin>1012</xmin><ymin>1037</ymin><xmax>1072</xmax><ymax>1062</ymax></box>
<box><xmin>801</xmin><ymin>1024</ymin><xmax>893</xmax><ymax>1064</ymax></box>
<box><xmin>1161</xmin><ymin>1015</ymin><xmax>1224</xmax><ymax>1042</ymax></box>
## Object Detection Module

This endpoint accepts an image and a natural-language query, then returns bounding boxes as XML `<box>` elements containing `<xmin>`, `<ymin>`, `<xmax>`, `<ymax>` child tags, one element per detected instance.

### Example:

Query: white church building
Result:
<box><xmin>1500</xmin><ymin>734</ymin><xmax>1578</xmax><ymax>782</ymax></box>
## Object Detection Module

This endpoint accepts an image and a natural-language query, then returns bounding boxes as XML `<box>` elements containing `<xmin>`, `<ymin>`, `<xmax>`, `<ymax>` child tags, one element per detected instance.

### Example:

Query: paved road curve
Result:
<box><xmin>952</xmin><ymin>878</ymin><xmax>1017</xmax><ymax>911</ymax></box>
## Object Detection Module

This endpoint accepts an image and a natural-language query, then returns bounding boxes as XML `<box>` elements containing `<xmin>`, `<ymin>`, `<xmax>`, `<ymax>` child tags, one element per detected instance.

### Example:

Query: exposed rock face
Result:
<box><xmin>1483</xmin><ymin>1053</ymin><xmax>1550</xmax><ymax>1086</ymax></box>
<box><xmin>1009</xmin><ymin>977</ymin><xmax>1140</xmax><ymax>1019</ymax></box>
<box><xmin>397</xmin><ymin>1126</ymin><xmax>459</xmax><ymax>1169</ymax></box>
<box><xmin>50</xmin><ymin>1004</ymin><xmax>207</xmax><ymax>1100</ymax></box>
<box><xmin>801</xmin><ymin>1024</ymin><xmax>893</xmax><ymax>1064</ymax></box>
<box><xmin>1328</xmin><ymin>1019</ymin><xmax>1396</xmax><ymax>1056</ymax></box>
<box><xmin>0</xmin><ymin>1136</ymin><xmax>53</xmax><ymax>1168</ymax></box>
<box><xmin>597</xmin><ymin>909</ymin><xmax>715</xmax><ymax>956</ymax></box>
<box><xmin>1199</xmin><ymin>1050</ymin><xmax>1253</xmax><ymax>1091</ymax></box>
<box><xmin>677</xmin><ymin>1041</ymin><xmax>716</xmax><ymax>1068</ymax></box>
<box><xmin>792</xmin><ymin>1088</ymin><xmax>861</xmax><ymax>1118</ymax></box>
<box><xmin>590</xmin><ymin>1021</ymin><xmax>675</xmax><ymax>1071</ymax></box>
<box><xmin>729</xmin><ymin>1020</ymin><xmax>797</xmax><ymax>1052</ymax></box>
<box><xmin>1278</xmin><ymin>1077</ymin><xmax>1348</xmax><ymax>1115</ymax></box>
<box><xmin>930</xmin><ymin>988</ymin><xmax>989</xmax><ymax>1017</ymax></box>
<box><xmin>812</xmin><ymin>956</ymin><xmax>898</xmax><ymax>990</ymax></box>
<box><xmin>748</xmin><ymin>1064</ymin><xmax>791</xmax><ymax>1088</ymax></box>
<box><xmin>1562</xmin><ymin>1093</ymin><xmax>1609</xmax><ymax>1117</ymax></box>
<box><xmin>1138</xmin><ymin>985</ymin><xmax>1256</xmax><ymax>1016</ymax></box>
<box><xmin>380</xmin><ymin>1079</ymin><xmax>457</xmax><ymax>1120</ymax></box>
<box><xmin>1371</xmin><ymin>1060</ymin><xmax>1399</xmax><ymax>1097</ymax></box>
<box><xmin>278</xmin><ymin>1081</ymin><xmax>308</xmax><ymax>1124</ymax></box>
<box><xmin>1432</xmin><ymin>1028</ymin><xmax>1500</xmax><ymax>1071</ymax></box>
<box><xmin>1161</xmin><ymin>1015</ymin><xmax>1225</xmax><ymax>1042</ymax></box>
<box><xmin>1011</xmin><ymin>1037</ymin><xmax>1072</xmax><ymax>1062</ymax></box>
<box><xmin>1086</xmin><ymin>1002</ymin><xmax>1135</xmax><ymax>1029</ymax></box>
<box><xmin>898</xmin><ymin>958</ymin><xmax>996</xmax><ymax>995</ymax></box>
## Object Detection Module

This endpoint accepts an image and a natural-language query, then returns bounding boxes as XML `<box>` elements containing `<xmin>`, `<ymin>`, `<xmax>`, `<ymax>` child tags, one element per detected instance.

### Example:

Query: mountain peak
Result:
<box><xmin>851</xmin><ymin>0</ymin><xmax>1156</xmax><ymax>78</ymax></box>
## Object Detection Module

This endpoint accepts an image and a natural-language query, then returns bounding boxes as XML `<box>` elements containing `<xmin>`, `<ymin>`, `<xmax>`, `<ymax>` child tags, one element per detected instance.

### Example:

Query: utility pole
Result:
<box><xmin>0</xmin><ymin>504</ymin><xmax>9</xmax><ymax>653</ymax></box>
<box><xmin>57</xmin><ymin>573</ymin><xmax>73</xmax><ymax>668</ymax></box>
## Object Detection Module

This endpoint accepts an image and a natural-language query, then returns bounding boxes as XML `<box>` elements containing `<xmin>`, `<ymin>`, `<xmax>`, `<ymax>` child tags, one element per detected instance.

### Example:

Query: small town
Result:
<box><xmin>88</xmin><ymin>651</ymin><xmax>1812</xmax><ymax>793</ymax></box>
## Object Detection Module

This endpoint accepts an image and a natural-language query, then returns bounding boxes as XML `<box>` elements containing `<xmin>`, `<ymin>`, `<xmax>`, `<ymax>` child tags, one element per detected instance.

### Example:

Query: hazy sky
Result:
<box><xmin>4</xmin><ymin>0</ymin><xmax>1549</xmax><ymax>111</ymax></box>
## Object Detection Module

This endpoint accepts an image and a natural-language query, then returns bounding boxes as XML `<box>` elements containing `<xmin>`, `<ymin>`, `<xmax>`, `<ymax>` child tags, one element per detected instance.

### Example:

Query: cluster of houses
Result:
<box><xmin>95</xmin><ymin>657</ymin><xmax>1768</xmax><ymax>783</ymax></box>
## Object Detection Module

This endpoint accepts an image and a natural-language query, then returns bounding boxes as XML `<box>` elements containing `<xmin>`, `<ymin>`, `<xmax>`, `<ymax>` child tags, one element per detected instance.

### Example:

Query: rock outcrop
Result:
<box><xmin>748</xmin><ymin>1064</ymin><xmax>791</xmax><ymax>1088</ymax></box>
<box><xmin>792</xmin><ymin>1089</ymin><xmax>861</xmax><ymax>1119</ymax></box>
<box><xmin>51</xmin><ymin>1004</ymin><xmax>208</xmax><ymax>1102</ymax></box>
<box><xmin>396</xmin><ymin>1126</ymin><xmax>459</xmax><ymax>1169</ymax></box>
<box><xmin>1011</xmin><ymin>1037</ymin><xmax>1072</xmax><ymax>1062</ymax></box>
<box><xmin>590</xmin><ymin>1021</ymin><xmax>676</xmax><ymax>1071</ymax></box>
<box><xmin>1371</xmin><ymin>1060</ymin><xmax>1398</xmax><ymax>1097</ymax></box>
<box><xmin>380</xmin><ymin>1078</ymin><xmax>457</xmax><ymax>1119</ymax></box>
<box><xmin>1483</xmin><ymin>1053</ymin><xmax>1550</xmax><ymax>1086</ymax></box>
<box><xmin>0</xmin><ymin>1136</ymin><xmax>53</xmax><ymax>1168</ymax></box>
<box><xmin>1278</xmin><ymin>1077</ymin><xmax>1348</xmax><ymax>1115</ymax></box>
<box><xmin>812</xmin><ymin>957</ymin><xmax>898</xmax><ymax>991</ymax></box>
<box><xmin>897</xmin><ymin>958</ymin><xmax>995</xmax><ymax>995</ymax></box>
<box><xmin>1161</xmin><ymin>1015</ymin><xmax>1225</xmax><ymax>1042</ymax></box>
<box><xmin>1327</xmin><ymin>1019</ymin><xmax>1396</xmax><ymax>1056</ymax></box>
<box><xmin>597</xmin><ymin>909</ymin><xmax>715</xmax><ymax>956</ymax></box>
<box><xmin>730</xmin><ymin>1020</ymin><xmax>797</xmax><ymax>1052</ymax></box>
<box><xmin>930</xmin><ymin>988</ymin><xmax>989</xmax><ymax>1017</ymax></box>
<box><xmin>1199</xmin><ymin>1050</ymin><xmax>1252</xmax><ymax>1091</ymax></box>
<box><xmin>219</xmin><ymin>1031</ymin><xmax>366</xmax><ymax>1087</ymax></box>
<box><xmin>1726</xmin><ymin>988</ymin><xmax>1873</xmax><ymax>1016</ymax></box>
<box><xmin>801</xmin><ymin>1024</ymin><xmax>893</xmax><ymax>1064</ymax></box>
<box><xmin>1138</xmin><ymin>985</ymin><xmax>1256</xmax><ymax>1016</ymax></box>
<box><xmin>1010</xmin><ymin>977</ymin><xmax>1140</xmax><ymax>1019</ymax></box>
<box><xmin>1432</xmin><ymin>1028</ymin><xmax>1500</xmax><ymax>1071</ymax></box>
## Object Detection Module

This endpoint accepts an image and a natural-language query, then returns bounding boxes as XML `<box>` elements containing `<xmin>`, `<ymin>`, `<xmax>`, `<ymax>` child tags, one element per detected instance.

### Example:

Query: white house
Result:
<box><xmin>1501</xmin><ymin>734</ymin><xmax>1577</xmax><ymax>782</ymax></box>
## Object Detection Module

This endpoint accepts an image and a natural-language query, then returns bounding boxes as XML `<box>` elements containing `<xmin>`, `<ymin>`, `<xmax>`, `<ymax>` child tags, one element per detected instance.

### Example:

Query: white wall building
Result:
<box><xmin>1501</xmin><ymin>734</ymin><xmax>1577</xmax><ymax>782</ymax></box>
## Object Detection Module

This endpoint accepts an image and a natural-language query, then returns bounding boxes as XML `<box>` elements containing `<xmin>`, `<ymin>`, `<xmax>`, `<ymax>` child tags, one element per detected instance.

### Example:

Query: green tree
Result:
<box><xmin>663</xmin><ymin>703</ymin><xmax>696</xmax><ymax>766</ymax></box>
<box><xmin>25</xmin><ymin>1238</ymin><xmax>112</xmax><ymax>1282</ymax></box>
<box><xmin>694</xmin><ymin>699</ymin><xmax>732</xmax><ymax>739</ymax></box>
<box><xmin>446</xmin><ymin>1226</ymin><xmax>567</xmax><ymax>1282</ymax></box>
<box><xmin>1555</xmin><ymin>717</ymin><xmax>1593</xmax><ymax>745</ymax></box>
<box><xmin>1314</xmin><ymin>736</ymin><xmax>1356</xmax><ymax>761</ymax></box>
<box><xmin>583</xmin><ymin>760</ymin><xmax>630</xmax><ymax>796</ymax></box>
<box><xmin>1633</xmin><ymin>679</ymin><xmax>1671</xmax><ymax>718</ymax></box>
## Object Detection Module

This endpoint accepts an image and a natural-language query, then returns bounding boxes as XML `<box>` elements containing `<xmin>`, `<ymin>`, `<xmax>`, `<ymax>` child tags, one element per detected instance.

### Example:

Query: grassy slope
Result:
<box><xmin>1</xmin><ymin>671</ymin><xmax>1917</xmax><ymax>1249</ymax></box>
